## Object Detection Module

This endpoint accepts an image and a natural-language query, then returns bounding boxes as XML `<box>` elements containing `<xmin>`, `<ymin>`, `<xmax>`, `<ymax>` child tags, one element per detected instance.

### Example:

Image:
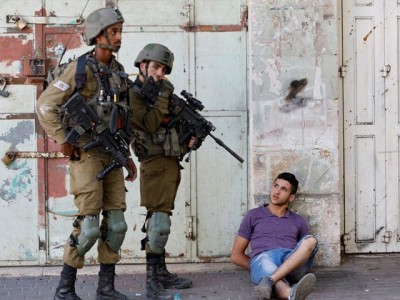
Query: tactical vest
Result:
<box><xmin>132</xmin><ymin>127</ymin><xmax>187</xmax><ymax>161</ymax></box>
<box><xmin>61</xmin><ymin>53</ymin><xmax>132</xmax><ymax>146</ymax></box>
<box><xmin>130</xmin><ymin>80</ymin><xmax>188</xmax><ymax>162</ymax></box>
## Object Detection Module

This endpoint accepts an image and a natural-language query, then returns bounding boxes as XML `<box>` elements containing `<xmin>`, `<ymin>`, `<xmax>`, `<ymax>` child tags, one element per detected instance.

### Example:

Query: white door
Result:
<box><xmin>118</xmin><ymin>0</ymin><xmax>248</xmax><ymax>262</ymax></box>
<box><xmin>343</xmin><ymin>0</ymin><xmax>400</xmax><ymax>253</ymax></box>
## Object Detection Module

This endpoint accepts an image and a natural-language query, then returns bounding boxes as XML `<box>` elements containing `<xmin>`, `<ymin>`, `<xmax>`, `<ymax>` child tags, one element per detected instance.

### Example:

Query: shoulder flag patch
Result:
<box><xmin>53</xmin><ymin>80</ymin><xmax>70</xmax><ymax>92</ymax></box>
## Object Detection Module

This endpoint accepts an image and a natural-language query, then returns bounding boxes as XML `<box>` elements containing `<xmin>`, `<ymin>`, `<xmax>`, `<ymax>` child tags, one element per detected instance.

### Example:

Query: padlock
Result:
<box><xmin>1</xmin><ymin>152</ymin><xmax>16</xmax><ymax>166</ymax></box>
<box><xmin>16</xmin><ymin>17</ymin><xmax>27</xmax><ymax>30</ymax></box>
<box><xmin>8</xmin><ymin>16</ymin><xmax>27</xmax><ymax>30</ymax></box>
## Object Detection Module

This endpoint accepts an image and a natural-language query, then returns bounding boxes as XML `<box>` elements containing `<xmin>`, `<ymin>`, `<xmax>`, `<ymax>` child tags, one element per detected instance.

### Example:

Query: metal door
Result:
<box><xmin>118</xmin><ymin>0</ymin><xmax>248</xmax><ymax>262</ymax></box>
<box><xmin>0</xmin><ymin>0</ymin><xmax>46</xmax><ymax>266</ymax></box>
<box><xmin>0</xmin><ymin>0</ymin><xmax>105</xmax><ymax>265</ymax></box>
<box><xmin>0</xmin><ymin>0</ymin><xmax>247</xmax><ymax>265</ymax></box>
<box><xmin>343</xmin><ymin>0</ymin><xmax>400</xmax><ymax>253</ymax></box>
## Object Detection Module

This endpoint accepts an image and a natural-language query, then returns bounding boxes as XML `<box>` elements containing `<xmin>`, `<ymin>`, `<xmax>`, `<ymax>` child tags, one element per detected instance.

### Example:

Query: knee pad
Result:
<box><xmin>147</xmin><ymin>212</ymin><xmax>171</xmax><ymax>254</ymax></box>
<box><xmin>104</xmin><ymin>210</ymin><xmax>128</xmax><ymax>253</ymax></box>
<box><xmin>76</xmin><ymin>215</ymin><xmax>101</xmax><ymax>256</ymax></box>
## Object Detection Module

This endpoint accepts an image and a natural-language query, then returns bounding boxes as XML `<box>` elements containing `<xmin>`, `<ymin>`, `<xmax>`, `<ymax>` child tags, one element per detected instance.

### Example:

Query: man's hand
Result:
<box><xmin>159</xmin><ymin>78</ymin><xmax>174</xmax><ymax>98</ymax></box>
<box><xmin>125</xmin><ymin>158</ymin><xmax>138</xmax><ymax>182</ymax></box>
<box><xmin>188</xmin><ymin>136</ymin><xmax>196</xmax><ymax>149</ymax></box>
<box><xmin>60</xmin><ymin>142</ymin><xmax>80</xmax><ymax>161</ymax></box>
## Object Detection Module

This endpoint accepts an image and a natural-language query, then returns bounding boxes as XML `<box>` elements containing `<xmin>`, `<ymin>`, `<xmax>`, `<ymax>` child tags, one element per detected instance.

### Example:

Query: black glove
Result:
<box><xmin>158</xmin><ymin>79</ymin><xmax>174</xmax><ymax>99</ymax></box>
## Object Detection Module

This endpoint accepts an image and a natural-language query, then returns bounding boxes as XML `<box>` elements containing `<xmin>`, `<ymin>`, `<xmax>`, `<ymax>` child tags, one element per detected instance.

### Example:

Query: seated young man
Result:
<box><xmin>231</xmin><ymin>172</ymin><xmax>318</xmax><ymax>300</ymax></box>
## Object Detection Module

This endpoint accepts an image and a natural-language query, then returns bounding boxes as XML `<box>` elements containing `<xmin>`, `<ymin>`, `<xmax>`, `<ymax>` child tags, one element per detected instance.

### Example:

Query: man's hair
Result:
<box><xmin>276</xmin><ymin>172</ymin><xmax>299</xmax><ymax>195</ymax></box>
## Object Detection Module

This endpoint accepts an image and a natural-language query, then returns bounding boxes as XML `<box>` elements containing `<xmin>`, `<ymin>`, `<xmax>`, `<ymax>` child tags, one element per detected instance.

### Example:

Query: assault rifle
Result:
<box><xmin>167</xmin><ymin>90</ymin><xmax>244</xmax><ymax>164</ymax></box>
<box><xmin>62</xmin><ymin>93</ymin><xmax>134</xmax><ymax>180</ymax></box>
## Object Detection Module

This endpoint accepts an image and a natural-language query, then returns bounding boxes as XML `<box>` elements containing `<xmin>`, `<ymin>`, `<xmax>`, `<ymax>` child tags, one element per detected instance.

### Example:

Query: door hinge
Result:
<box><xmin>240</xmin><ymin>5</ymin><xmax>248</xmax><ymax>30</ymax></box>
<box><xmin>183</xmin><ymin>5</ymin><xmax>194</xmax><ymax>28</ymax></box>
<box><xmin>339</xmin><ymin>65</ymin><xmax>347</xmax><ymax>78</ymax></box>
<box><xmin>381</xmin><ymin>231</ymin><xmax>392</xmax><ymax>243</ymax></box>
<box><xmin>2</xmin><ymin>151</ymin><xmax>66</xmax><ymax>166</ymax></box>
<box><xmin>380</xmin><ymin>65</ymin><xmax>391</xmax><ymax>77</ymax></box>
<box><xmin>186</xmin><ymin>216</ymin><xmax>196</xmax><ymax>241</ymax></box>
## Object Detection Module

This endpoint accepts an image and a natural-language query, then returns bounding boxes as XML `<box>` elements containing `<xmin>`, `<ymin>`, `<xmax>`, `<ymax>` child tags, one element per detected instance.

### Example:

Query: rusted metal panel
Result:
<box><xmin>44</xmin><ymin>26</ymin><xmax>88</xmax><ymax>65</ymax></box>
<box><xmin>0</xmin><ymin>34</ymin><xmax>34</xmax><ymax>77</ymax></box>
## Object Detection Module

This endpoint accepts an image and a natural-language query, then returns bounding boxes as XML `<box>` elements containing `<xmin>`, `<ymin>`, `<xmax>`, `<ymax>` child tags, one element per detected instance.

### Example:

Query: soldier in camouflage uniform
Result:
<box><xmin>36</xmin><ymin>7</ymin><xmax>137</xmax><ymax>300</ymax></box>
<box><xmin>129</xmin><ymin>44</ymin><xmax>193</xmax><ymax>299</ymax></box>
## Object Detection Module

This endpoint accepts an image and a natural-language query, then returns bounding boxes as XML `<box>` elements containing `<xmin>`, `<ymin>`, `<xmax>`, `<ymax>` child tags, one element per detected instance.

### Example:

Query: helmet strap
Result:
<box><xmin>96</xmin><ymin>43</ymin><xmax>114</xmax><ymax>51</ymax></box>
<box><xmin>145</xmin><ymin>61</ymin><xmax>150</xmax><ymax>79</ymax></box>
<box><xmin>96</xmin><ymin>30</ymin><xmax>118</xmax><ymax>51</ymax></box>
<box><xmin>139</xmin><ymin>61</ymin><xmax>150</xmax><ymax>81</ymax></box>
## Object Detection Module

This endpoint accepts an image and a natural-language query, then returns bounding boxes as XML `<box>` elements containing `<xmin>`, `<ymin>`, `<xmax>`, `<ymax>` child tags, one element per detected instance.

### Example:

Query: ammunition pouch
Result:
<box><xmin>163</xmin><ymin>128</ymin><xmax>182</xmax><ymax>157</ymax></box>
<box><xmin>132</xmin><ymin>127</ymin><xmax>188</xmax><ymax>161</ymax></box>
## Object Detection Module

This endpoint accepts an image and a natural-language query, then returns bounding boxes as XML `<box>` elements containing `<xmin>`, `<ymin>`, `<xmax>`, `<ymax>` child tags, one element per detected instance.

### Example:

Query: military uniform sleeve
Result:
<box><xmin>35</xmin><ymin>62</ymin><xmax>78</xmax><ymax>144</ymax></box>
<box><xmin>129</xmin><ymin>82</ymin><xmax>172</xmax><ymax>134</ymax></box>
<box><xmin>36</xmin><ymin>60</ymin><xmax>97</xmax><ymax>145</ymax></box>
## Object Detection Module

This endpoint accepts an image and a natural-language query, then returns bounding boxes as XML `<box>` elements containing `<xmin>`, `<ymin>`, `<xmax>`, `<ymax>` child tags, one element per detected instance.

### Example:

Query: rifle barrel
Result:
<box><xmin>209</xmin><ymin>133</ymin><xmax>244</xmax><ymax>164</ymax></box>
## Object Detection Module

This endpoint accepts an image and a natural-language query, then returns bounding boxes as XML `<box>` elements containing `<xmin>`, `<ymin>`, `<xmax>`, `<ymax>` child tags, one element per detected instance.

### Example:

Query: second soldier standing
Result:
<box><xmin>129</xmin><ymin>44</ymin><xmax>193</xmax><ymax>299</ymax></box>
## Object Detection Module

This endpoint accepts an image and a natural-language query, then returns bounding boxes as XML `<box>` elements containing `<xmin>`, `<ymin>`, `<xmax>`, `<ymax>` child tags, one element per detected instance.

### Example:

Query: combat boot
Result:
<box><xmin>146</xmin><ymin>255</ymin><xmax>172</xmax><ymax>299</ymax></box>
<box><xmin>96</xmin><ymin>264</ymin><xmax>129</xmax><ymax>300</ymax></box>
<box><xmin>54</xmin><ymin>273</ymin><xmax>81</xmax><ymax>300</ymax></box>
<box><xmin>158</xmin><ymin>251</ymin><xmax>192</xmax><ymax>289</ymax></box>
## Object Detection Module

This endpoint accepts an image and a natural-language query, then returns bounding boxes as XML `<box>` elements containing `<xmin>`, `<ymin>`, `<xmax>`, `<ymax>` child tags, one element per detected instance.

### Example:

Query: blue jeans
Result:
<box><xmin>249</xmin><ymin>235</ymin><xmax>318</xmax><ymax>285</ymax></box>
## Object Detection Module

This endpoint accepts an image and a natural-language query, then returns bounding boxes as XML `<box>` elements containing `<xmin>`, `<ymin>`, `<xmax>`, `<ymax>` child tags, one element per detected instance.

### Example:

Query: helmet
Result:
<box><xmin>83</xmin><ymin>7</ymin><xmax>124</xmax><ymax>46</ymax></box>
<box><xmin>134</xmin><ymin>43</ymin><xmax>174</xmax><ymax>74</ymax></box>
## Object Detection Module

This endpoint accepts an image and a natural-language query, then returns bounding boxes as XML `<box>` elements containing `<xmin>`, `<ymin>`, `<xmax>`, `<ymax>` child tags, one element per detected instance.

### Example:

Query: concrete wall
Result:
<box><xmin>248</xmin><ymin>0</ymin><xmax>340</xmax><ymax>266</ymax></box>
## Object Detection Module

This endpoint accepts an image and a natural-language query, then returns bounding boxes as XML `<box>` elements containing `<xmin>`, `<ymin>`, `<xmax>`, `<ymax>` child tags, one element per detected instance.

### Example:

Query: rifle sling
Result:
<box><xmin>74</xmin><ymin>54</ymin><xmax>87</xmax><ymax>91</ymax></box>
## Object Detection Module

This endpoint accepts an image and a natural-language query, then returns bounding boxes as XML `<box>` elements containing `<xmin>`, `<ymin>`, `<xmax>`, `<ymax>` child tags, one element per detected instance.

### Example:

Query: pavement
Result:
<box><xmin>1</xmin><ymin>254</ymin><xmax>400</xmax><ymax>300</ymax></box>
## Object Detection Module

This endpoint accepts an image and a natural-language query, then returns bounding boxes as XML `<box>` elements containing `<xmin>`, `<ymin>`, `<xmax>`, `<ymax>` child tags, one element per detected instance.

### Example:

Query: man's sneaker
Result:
<box><xmin>254</xmin><ymin>276</ymin><xmax>275</xmax><ymax>299</ymax></box>
<box><xmin>288</xmin><ymin>273</ymin><xmax>316</xmax><ymax>300</ymax></box>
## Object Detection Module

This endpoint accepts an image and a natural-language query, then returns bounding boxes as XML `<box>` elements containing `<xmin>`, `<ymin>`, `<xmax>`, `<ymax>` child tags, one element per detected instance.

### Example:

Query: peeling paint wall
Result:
<box><xmin>248</xmin><ymin>0</ymin><xmax>340</xmax><ymax>266</ymax></box>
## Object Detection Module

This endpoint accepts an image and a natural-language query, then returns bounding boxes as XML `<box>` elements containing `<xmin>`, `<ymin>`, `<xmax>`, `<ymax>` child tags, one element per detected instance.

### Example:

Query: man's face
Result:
<box><xmin>140</xmin><ymin>61</ymin><xmax>168</xmax><ymax>81</ymax></box>
<box><xmin>98</xmin><ymin>22</ymin><xmax>123</xmax><ymax>52</ymax></box>
<box><xmin>269</xmin><ymin>178</ymin><xmax>295</xmax><ymax>206</ymax></box>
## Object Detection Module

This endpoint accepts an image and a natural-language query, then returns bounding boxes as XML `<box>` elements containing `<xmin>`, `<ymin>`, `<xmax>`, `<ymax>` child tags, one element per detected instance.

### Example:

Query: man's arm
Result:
<box><xmin>36</xmin><ymin>62</ymin><xmax>78</xmax><ymax>145</ymax></box>
<box><xmin>231</xmin><ymin>235</ymin><xmax>250</xmax><ymax>271</ymax></box>
<box><xmin>129</xmin><ymin>78</ymin><xmax>173</xmax><ymax>133</ymax></box>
